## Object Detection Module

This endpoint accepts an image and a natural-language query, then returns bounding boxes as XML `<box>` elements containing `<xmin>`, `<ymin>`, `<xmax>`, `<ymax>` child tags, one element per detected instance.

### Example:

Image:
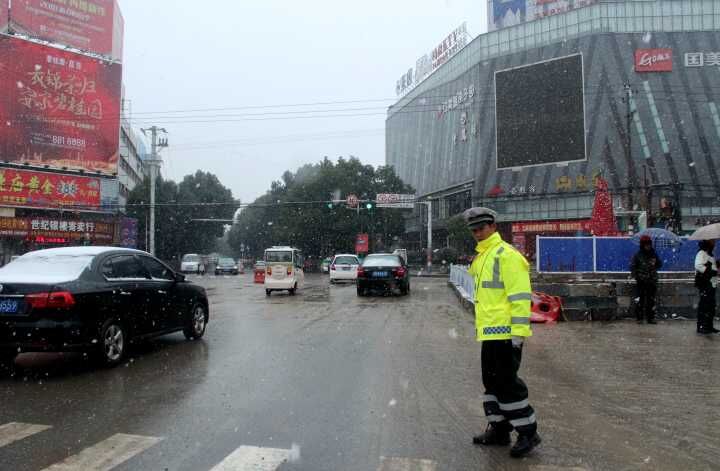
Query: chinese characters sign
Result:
<box><xmin>684</xmin><ymin>52</ymin><xmax>720</xmax><ymax>67</ymax></box>
<box><xmin>4</xmin><ymin>0</ymin><xmax>123</xmax><ymax>60</ymax></box>
<box><xmin>0</xmin><ymin>36</ymin><xmax>122</xmax><ymax>173</ymax></box>
<box><xmin>437</xmin><ymin>84</ymin><xmax>475</xmax><ymax>119</ymax></box>
<box><xmin>635</xmin><ymin>49</ymin><xmax>673</xmax><ymax>72</ymax></box>
<box><xmin>512</xmin><ymin>219</ymin><xmax>593</xmax><ymax>234</ymax></box>
<box><xmin>0</xmin><ymin>216</ymin><xmax>114</xmax><ymax>241</ymax></box>
<box><xmin>0</xmin><ymin>168</ymin><xmax>101</xmax><ymax>208</ymax></box>
<box><xmin>355</xmin><ymin>233</ymin><xmax>369</xmax><ymax>254</ymax></box>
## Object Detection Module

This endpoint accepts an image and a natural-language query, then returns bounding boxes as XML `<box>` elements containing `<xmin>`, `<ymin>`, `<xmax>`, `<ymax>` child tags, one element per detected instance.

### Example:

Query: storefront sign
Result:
<box><xmin>0</xmin><ymin>216</ymin><xmax>113</xmax><ymax>241</ymax></box>
<box><xmin>437</xmin><ymin>84</ymin><xmax>475</xmax><ymax>118</ymax></box>
<box><xmin>512</xmin><ymin>219</ymin><xmax>593</xmax><ymax>233</ymax></box>
<box><xmin>684</xmin><ymin>52</ymin><xmax>720</xmax><ymax>67</ymax></box>
<box><xmin>0</xmin><ymin>36</ymin><xmax>122</xmax><ymax>174</ymax></box>
<box><xmin>376</xmin><ymin>193</ymin><xmax>415</xmax><ymax>209</ymax></box>
<box><xmin>0</xmin><ymin>168</ymin><xmax>101</xmax><ymax>208</ymax></box>
<box><xmin>396</xmin><ymin>68</ymin><xmax>414</xmax><ymax>96</ymax></box>
<box><xmin>635</xmin><ymin>49</ymin><xmax>673</xmax><ymax>72</ymax></box>
<box><xmin>431</xmin><ymin>22</ymin><xmax>468</xmax><ymax>70</ymax></box>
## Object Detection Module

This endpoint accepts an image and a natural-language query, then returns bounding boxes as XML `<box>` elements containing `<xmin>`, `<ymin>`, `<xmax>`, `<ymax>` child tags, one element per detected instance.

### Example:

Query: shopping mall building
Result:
<box><xmin>386</xmin><ymin>0</ymin><xmax>720</xmax><ymax>258</ymax></box>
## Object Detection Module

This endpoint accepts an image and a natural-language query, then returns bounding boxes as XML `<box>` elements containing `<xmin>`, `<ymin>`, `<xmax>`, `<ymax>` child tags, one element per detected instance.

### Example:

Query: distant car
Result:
<box><xmin>329</xmin><ymin>254</ymin><xmax>360</xmax><ymax>284</ymax></box>
<box><xmin>0</xmin><ymin>247</ymin><xmax>209</xmax><ymax>369</ymax></box>
<box><xmin>357</xmin><ymin>253</ymin><xmax>410</xmax><ymax>297</ymax></box>
<box><xmin>254</xmin><ymin>261</ymin><xmax>266</xmax><ymax>271</ymax></box>
<box><xmin>321</xmin><ymin>257</ymin><xmax>332</xmax><ymax>274</ymax></box>
<box><xmin>181</xmin><ymin>253</ymin><xmax>205</xmax><ymax>274</ymax></box>
<box><xmin>215</xmin><ymin>257</ymin><xmax>239</xmax><ymax>276</ymax></box>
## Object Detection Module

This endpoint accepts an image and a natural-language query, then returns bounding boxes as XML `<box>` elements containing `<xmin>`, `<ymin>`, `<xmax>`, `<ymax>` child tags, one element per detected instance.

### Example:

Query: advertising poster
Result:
<box><xmin>0</xmin><ymin>167</ymin><xmax>101</xmax><ymax>208</ymax></box>
<box><xmin>0</xmin><ymin>36</ymin><xmax>122</xmax><ymax>174</ymax></box>
<box><xmin>119</xmin><ymin>217</ymin><xmax>138</xmax><ymax>248</ymax></box>
<box><xmin>489</xmin><ymin>0</ymin><xmax>597</xmax><ymax>31</ymax></box>
<box><xmin>8</xmin><ymin>0</ymin><xmax>123</xmax><ymax>60</ymax></box>
<box><xmin>634</xmin><ymin>48</ymin><xmax>673</xmax><ymax>72</ymax></box>
<box><xmin>355</xmin><ymin>233</ymin><xmax>369</xmax><ymax>254</ymax></box>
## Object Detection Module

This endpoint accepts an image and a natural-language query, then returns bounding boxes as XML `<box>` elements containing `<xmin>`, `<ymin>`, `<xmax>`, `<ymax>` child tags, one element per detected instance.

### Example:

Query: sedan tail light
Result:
<box><xmin>287</xmin><ymin>266</ymin><xmax>293</xmax><ymax>275</ymax></box>
<box><xmin>330</xmin><ymin>264</ymin><xmax>336</xmax><ymax>271</ymax></box>
<box><xmin>394</xmin><ymin>267</ymin><xmax>406</xmax><ymax>277</ymax></box>
<box><xmin>26</xmin><ymin>291</ymin><xmax>76</xmax><ymax>310</ymax></box>
<box><xmin>267</xmin><ymin>266</ymin><xmax>272</xmax><ymax>276</ymax></box>
<box><xmin>357</xmin><ymin>267</ymin><xmax>366</xmax><ymax>278</ymax></box>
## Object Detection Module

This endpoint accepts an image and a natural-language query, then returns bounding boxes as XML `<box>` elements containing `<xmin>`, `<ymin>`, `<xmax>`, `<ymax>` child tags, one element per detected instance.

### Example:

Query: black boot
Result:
<box><xmin>510</xmin><ymin>433</ymin><xmax>542</xmax><ymax>458</ymax></box>
<box><xmin>473</xmin><ymin>424</ymin><xmax>511</xmax><ymax>446</ymax></box>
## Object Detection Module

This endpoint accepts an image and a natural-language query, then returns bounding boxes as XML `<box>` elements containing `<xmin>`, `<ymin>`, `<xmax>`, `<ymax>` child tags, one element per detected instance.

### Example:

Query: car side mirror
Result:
<box><xmin>175</xmin><ymin>273</ymin><xmax>186</xmax><ymax>283</ymax></box>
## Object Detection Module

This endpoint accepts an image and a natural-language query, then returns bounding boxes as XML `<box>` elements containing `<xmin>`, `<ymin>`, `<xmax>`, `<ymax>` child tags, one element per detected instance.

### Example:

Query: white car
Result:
<box><xmin>329</xmin><ymin>254</ymin><xmax>360</xmax><ymax>283</ymax></box>
<box><xmin>181</xmin><ymin>254</ymin><xmax>205</xmax><ymax>274</ymax></box>
<box><xmin>264</xmin><ymin>246</ymin><xmax>305</xmax><ymax>296</ymax></box>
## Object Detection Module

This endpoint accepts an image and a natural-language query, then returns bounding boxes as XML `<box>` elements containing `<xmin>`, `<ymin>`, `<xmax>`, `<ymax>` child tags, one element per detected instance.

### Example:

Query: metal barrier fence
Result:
<box><xmin>449</xmin><ymin>264</ymin><xmax>474</xmax><ymax>303</ymax></box>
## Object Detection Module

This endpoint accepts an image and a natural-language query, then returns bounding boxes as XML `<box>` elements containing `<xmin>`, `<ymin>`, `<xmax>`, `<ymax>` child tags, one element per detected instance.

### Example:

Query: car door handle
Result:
<box><xmin>158</xmin><ymin>290</ymin><xmax>167</xmax><ymax>295</ymax></box>
<box><xmin>119</xmin><ymin>291</ymin><xmax>133</xmax><ymax>296</ymax></box>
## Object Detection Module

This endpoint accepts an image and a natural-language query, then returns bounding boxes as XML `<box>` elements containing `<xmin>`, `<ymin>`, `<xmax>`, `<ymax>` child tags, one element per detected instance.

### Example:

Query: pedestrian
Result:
<box><xmin>694</xmin><ymin>239</ymin><xmax>719</xmax><ymax>334</ymax></box>
<box><xmin>629</xmin><ymin>235</ymin><xmax>662</xmax><ymax>324</ymax></box>
<box><xmin>463</xmin><ymin>207</ymin><xmax>541</xmax><ymax>458</ymax></box>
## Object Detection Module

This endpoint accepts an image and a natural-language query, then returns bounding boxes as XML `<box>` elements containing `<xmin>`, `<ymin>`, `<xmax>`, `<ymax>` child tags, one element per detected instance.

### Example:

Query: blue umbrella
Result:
<box><xmin>632</xmin><ymin>228</ymin><xmax>682</xmax><ymax>246</ymax></box>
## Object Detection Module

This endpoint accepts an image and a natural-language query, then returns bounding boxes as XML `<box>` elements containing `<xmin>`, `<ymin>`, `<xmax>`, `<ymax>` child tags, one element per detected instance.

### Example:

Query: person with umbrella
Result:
<box><xmin>694</xmin><ymin>239</ymin><xmax>718</xmax><ymax>334</ymax></box>
<box><xmin>689</xmin><ymin>223</ymin><xmax>720</xmax><ymax>334</ymax></box>
<box><xmin>630</xmin><ymin>235</ymin><xmax>662</xmax><ymax>324</ymax></box>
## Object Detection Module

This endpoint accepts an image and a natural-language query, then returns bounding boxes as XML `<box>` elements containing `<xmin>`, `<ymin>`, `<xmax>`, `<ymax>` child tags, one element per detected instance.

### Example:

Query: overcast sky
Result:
<box><xmin>120</xmin><ymin>0</ymin><xmax>487</xmax><ymax>203</ymax></box>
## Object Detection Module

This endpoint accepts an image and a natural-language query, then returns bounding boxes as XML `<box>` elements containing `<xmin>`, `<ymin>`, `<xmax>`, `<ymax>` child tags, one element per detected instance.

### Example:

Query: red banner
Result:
<box><xmin>0</xmin><ymin>216</ymin><xmax>114</xmax><ymax>241</ymax></box>
<box><xmin>512</xmin><ymin>219</ymin><xmax>593</xmax><ymax>234</ymax></box>
<box><xmin>635</xmin><ymin>48</ymin><xmax>673</xmax><ymax>72</ymax></box>
<box><xmin>0</xmin><ymin>168</ymin><xmax>101</xmax><ymax>208</ymax></box>
<box><xmin>6</xmin><ymin>0</ymin><xmax>123</xmax><ymax>60</ymax></box>
<box><xmin>0</xmin><ymin>36</ymin><xmax>122</xmax><ymax>174</ymax></box>
<box><xmin>356</xmin><ymin>233</ymin><xmax>369</xmax><ymax>254</ymax></box>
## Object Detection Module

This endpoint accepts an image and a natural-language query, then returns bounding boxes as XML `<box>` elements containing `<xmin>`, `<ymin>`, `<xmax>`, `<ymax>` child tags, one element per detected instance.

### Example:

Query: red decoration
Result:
<box><xmin>590</xmin><ymin>177</ymin><xmax>619</xmax><ymax>236</ymax></box>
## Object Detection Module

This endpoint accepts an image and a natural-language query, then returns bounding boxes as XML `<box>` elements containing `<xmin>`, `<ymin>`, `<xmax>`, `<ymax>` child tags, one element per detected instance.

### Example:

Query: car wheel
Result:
<box><xmin>289</xmin><ymin>284</ymin><xmax>297</xmax><ymax>296</ymax></box>
<box><xmin>0</xmin><ymin>349</ymin><xmax>17</xmax><ymax>374</ymax></box>
<box><xmin>330</xmin><ymin>279</ymin><xmax>335</xmax><ymax>284</ymax></box>
<box><xmin>401</xmin><ymin>283</ymin><xmax>409</xmax><ymax>296</ymax></box>
<box><xmin>99</xmin><ymin>319</ymin><xmax>127</xmax><ymax>367</ymax></box>
<box><xmin>266</xmin><ymin>289</ymin><xmax>271</xmax><ymax>296</ymax></box>
<box><xmin>184</xmin><ymin>303</ymin><xmax>207</xmax><ymax>340</ymax></box>
<box><xmin>357</xmin><ymin>287</ymin><xmax>365</xmax><ymax>297</ymax></box>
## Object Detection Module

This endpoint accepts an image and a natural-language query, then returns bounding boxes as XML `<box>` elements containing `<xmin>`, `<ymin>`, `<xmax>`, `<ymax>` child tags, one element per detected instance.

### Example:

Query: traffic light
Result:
<box><xmin>326</xmin><ymin>202</ymin><xmax>334</xmax><ymax>209</ymax></box>
<box><xmin>365</xmin><ymin>202</ymin><xmax>374</xmax><ymax>210</ymax></box>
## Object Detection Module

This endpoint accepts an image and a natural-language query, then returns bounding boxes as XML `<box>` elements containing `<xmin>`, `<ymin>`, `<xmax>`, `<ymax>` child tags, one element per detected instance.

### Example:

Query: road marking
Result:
<box><xmin>41</xmin><ymin>433</ymin><xmax>162</xmax><ymax>471</ymax></box>
<box><xmin>0</xmin><ymin>422</ymin><xmax>52</xmax><ymax>448</ymax></box>
<box><xmin>530</xmin><ymin>466</ymin><xmax>589</xmax><ymax>471</ymax></box>
<box><xmin>209</xmin><ymin>445</ymin><xmax>294</xmax><ymax>471</ymax></box>
<box><xmin>377</xmin><ymin>456</ymin><xmax>437</xmax><ymax>471</ymax></box>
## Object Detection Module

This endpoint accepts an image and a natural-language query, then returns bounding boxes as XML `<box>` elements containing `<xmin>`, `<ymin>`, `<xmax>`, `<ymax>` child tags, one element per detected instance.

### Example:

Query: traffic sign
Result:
<box><xmin>346</xmin><ymin>194</ymin><xmax>359</xmax><ymax>208</ymax></box>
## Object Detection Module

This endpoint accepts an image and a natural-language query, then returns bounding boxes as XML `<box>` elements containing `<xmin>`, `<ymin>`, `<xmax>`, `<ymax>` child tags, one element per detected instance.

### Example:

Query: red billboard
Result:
<box><xmin>635</xmin><ymin>48</ymin><xmax>673</xmax><ymax>72</ymax></box>
<box><xmin>0</xmin><ymin>168</ymin><xmax>101</xmax><ymax>208</ymax></box>
<box><xmin>356</xmin><ymin>233</ymin><xmax>369</xmax><ymax>254</ymax></box>
<box><xmin>6</xmin><ymin>0</ymin><xmax>123</xmax><ymax>60</ymax></box>
<box><xmin>0</xmin><ymin>36</ymin><xmax>122</xmax><ymax>174</ymax></box>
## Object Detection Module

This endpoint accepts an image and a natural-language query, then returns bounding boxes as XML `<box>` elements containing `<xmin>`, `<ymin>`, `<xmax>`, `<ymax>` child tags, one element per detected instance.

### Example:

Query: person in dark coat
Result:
<box><xmin>630</xmin><ymin>235</ymin><xmax>662</xmax><ymax>324</ymax></box>
<box><xmin>694</xmin><ymin>239</ymin><xmax>719</xmax><ymax>334</ymax></box>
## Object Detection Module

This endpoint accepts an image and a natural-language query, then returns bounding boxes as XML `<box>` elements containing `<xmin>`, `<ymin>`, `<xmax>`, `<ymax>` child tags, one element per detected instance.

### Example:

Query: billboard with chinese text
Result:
<box><xmin>0</xmin><ymin>216</ymin><xmax>114</xmax><ymax>242</ymax></box>
<box><xmin>488</xmin><ymin>0</ymin><xmax>597</xmax><ymax>31</ymax></box>
<box><xmin>495</xmin><ymin>54</ymin><xmax>586</xmax><ymax>169</ymax></box>
<box><xmin>0</xmin><ymin>167</ymin><xmax>101</xmax><ymax>208</ymax></box>
<box><xmin>0</xmin><ymin>36</ymin><xmax>122</xmax><ymax>174</ymax></box>
<box><xmin>5</xmin><ymin>0</ymin><xmax>123</xmax><ymax>61</ymax></box>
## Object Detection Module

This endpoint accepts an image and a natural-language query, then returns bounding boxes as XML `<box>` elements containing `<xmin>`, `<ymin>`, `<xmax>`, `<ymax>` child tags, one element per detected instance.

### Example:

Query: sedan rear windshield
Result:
<box><xmin>362</xmin><ymin>255</ymin><xmax>401</xmax><ymax>267</ymax></box>
<box><xmin>0</xmin><ymin>254</ymin><xmax>94</xmax><ymax>283</ymax></box>
<box><xmin>334</xmin><ymin>256</ymin><xmax>358</xmax><ymax>265</ymax></box>
<box><xmin>182</xmin><ymin>255</ymin><xmax>200</xmax><ymax>263</ymax></box>
<box><xmin>218</xmin><ymin>258</ymin><xmax>235</xmax><ymax>266</ymax></box>
<box><xmin>265</xmin><ymin>251</ymin><xmax>292</xmax><ymax>263</ymax></box>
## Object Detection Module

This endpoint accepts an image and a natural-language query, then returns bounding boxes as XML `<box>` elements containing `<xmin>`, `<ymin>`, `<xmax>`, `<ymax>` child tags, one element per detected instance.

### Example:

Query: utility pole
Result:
<box><xmin>419</xmin><ymin>200</ymin><xmax>432</xmax><ymax>274</ymax></box>
<box><xmin>141</xmin><ymin>126</ymin><xmax>168</xmax><ymax>255</ymax></box>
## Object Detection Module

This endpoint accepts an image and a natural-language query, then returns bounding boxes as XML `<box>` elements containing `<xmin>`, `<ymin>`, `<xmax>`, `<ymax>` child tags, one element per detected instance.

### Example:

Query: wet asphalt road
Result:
<box><xmin>0</xmin><ymin>273</ymin><xmax>719</xmax><ymax>471</ymax></box>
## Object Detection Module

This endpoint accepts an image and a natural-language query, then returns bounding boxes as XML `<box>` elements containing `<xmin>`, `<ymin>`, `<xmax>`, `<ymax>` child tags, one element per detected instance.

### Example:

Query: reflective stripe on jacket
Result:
<box><xmin>468</xmin><ymin>232</ymin><xmax>532</xmax><ymax>341</ymax></box>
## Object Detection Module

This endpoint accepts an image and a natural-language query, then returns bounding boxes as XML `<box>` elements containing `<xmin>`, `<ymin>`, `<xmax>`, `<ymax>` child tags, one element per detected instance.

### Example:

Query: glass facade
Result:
<box><xmin>389</xmin><ymin>0</ymin><xmax>720</xmax><ymax>117</ymax></box>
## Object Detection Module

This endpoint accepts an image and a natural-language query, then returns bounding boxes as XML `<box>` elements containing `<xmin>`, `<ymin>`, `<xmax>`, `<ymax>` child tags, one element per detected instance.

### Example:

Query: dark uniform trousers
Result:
<box><xmin>697</xmin><ymin>286</ymin><xmax>716</xmax><ymax>331</ymax></box>
<box><xmin>482</xmin><ymin>339</ymin><xmax>537</xmax><ymax>436</ymax></box>
<box><xmin>636</xmin><ymin>281</ymin><xmax>657</xmax><ymax>322</ymax></box>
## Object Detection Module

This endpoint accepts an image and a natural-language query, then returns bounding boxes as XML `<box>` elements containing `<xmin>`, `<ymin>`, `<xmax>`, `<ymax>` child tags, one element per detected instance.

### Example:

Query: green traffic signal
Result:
<box><xmin>327</xmin><ymin>202</ymin><xmax>333</xmax><ymax>209</ymax></box>
<box><xmin>366</xmin><ymin>202</ymin><xmax>374</xmax><ymax>209</ymax></box>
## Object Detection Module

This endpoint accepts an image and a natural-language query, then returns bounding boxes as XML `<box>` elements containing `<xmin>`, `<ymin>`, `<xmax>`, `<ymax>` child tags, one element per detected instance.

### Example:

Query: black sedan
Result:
<box><xmin>0</xmin><ymin>247</ymin><xmax>209</xmax><ymax>369</ymax></box>
<box><xmin>215</xmin><ymin>257</ymin><xmax>239</xmax><ymax>276</ymax></box>
<box><xmin>357</xmin><ymin>254</ymin><xmax>410</xmax><ymax>296</ymax></box>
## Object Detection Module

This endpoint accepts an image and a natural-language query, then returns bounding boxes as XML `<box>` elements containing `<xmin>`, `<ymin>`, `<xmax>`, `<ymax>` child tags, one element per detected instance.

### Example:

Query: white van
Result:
<box><xmin>264</xmin><ymin>246</ymin><xmax>304</xmax><ymax>296</ymax></box>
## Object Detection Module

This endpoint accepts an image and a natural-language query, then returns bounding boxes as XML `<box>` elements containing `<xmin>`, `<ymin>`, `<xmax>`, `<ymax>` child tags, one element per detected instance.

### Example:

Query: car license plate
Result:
<box><xmin>373</xmin><ymin>271</ymin><xmax>388</xmax><ymax>278</ymax></box>
<box><xmin>0</xmin><ymin>299</ymin><xmax>19</xmax><ymax>314</ymax></box>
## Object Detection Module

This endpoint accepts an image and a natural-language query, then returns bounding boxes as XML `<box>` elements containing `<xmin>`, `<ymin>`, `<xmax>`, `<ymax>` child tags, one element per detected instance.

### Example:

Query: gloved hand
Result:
<box><xmin>512</xmin><ymin>336</ymin><xmax>524</xmax><ymax>348</ymax></box>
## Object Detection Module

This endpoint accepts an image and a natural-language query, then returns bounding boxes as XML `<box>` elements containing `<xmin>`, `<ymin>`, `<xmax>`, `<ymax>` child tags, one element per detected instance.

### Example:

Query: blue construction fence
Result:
<box><xmin>536</xmin><ymin>236</ymin><xmax>699</xmax><ymax>273</ymax></box>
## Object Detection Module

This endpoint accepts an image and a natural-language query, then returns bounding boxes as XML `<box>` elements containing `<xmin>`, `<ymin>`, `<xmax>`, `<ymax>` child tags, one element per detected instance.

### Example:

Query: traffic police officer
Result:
<box><xmin>463</xmin><ymin>207</ymin><xmax>541</xmax><ymax>458</ymax></box>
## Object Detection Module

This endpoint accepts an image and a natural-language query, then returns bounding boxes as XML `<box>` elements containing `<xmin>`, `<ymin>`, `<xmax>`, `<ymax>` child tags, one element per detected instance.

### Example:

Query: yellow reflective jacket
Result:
<box><xmin>468</xmin><ymin>232</ymin><xmax>532</xmax><ymax>341</ymax></box>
